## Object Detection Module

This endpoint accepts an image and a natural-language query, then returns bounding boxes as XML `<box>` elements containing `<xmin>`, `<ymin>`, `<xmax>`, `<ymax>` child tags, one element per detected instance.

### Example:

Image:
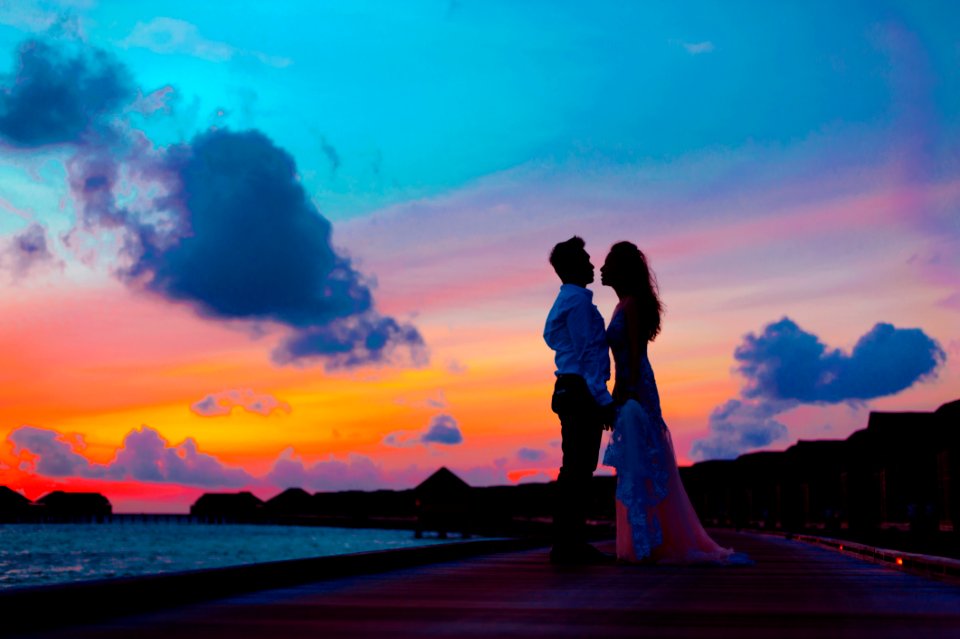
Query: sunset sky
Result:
<box><xmin>1</xmin><ymin>1</ymin><xmax>957</xmax><ymax>513</ymax></box>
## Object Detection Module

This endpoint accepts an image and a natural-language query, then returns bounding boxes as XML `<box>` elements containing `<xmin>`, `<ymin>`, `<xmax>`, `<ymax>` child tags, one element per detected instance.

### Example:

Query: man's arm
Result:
<box><xmin>566</xmin><ymin>298</ymin><xmax>614</xmax><ymax>410</ymax></box>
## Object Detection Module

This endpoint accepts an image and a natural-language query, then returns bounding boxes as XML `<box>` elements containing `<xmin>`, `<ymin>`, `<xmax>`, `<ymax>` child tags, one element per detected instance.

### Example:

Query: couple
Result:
<box><xmin>545</xmin><ymin>237</ymin><xmax>747</xmax><ymax>565</ymax></box>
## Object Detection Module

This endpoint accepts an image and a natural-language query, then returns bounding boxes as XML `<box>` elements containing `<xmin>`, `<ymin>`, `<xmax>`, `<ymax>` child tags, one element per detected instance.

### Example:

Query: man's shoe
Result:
<box><xmin>550</xmin><ymin>545</ymin><xmax>577</xmax><ymax>565</ymax></box>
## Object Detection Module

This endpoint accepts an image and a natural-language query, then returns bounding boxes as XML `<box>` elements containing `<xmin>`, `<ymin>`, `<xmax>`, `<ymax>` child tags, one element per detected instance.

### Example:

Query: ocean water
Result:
<box><xmin>0</xmin><ymin>522</ymin><xmax>450</xmax><ymax>590</ymax></box>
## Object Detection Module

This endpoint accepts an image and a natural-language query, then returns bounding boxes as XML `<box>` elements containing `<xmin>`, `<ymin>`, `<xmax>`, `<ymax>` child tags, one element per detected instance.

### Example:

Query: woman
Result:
<box><xmin>600</xmin><ymin>241</ymin><xmax>749</xmax><ymax>564</ymax></box>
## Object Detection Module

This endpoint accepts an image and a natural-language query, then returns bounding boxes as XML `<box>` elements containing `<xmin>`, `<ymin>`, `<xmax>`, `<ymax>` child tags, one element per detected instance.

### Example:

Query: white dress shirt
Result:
<box><xmin>543</xmin><ymin>284</ymin><xmax>613</xmax><ymax>406</ymax></box>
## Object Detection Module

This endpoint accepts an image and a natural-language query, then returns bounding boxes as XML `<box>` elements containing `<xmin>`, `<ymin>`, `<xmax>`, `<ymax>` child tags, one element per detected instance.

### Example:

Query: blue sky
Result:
<box><xmin>6</xmin><ymin>1</ymin><xmax>954</xmax><ymax>220</ymax></box>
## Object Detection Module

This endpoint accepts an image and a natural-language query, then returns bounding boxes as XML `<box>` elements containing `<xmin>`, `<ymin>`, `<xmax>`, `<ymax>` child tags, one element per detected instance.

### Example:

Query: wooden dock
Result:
<box><xmin>15</xmin><ymin>531</ymin><xmax>960</xmax><ymax>638</ymax></box>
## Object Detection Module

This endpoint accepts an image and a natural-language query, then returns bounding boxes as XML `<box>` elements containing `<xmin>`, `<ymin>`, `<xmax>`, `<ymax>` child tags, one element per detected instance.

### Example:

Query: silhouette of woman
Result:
<box><xmin>600</xmin><ymin>241</ymin><xmax>750</xmax><ymax>564</ymax></box>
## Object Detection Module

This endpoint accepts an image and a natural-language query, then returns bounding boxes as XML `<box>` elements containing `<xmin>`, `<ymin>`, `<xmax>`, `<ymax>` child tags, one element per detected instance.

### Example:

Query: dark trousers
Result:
<box><xmin>551</xmin><ymin>374</ymin><xmax>603</xmax><ymax>548</ymax></box>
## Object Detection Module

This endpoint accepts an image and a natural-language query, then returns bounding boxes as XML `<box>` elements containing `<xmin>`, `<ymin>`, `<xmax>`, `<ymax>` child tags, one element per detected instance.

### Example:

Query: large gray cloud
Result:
<box><xmin>691</xmin><ymin>317</ymin><xmax>946</xmax><ymax>461</ymax></box>
<box><xmin>0</xmin><ymin>37</ymin><xmax>424</xmax><ymax>369</ymax></box>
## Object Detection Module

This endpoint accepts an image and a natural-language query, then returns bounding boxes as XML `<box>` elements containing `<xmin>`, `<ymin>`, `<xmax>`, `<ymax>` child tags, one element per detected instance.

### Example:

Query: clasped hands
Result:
<box><xmin>602</xmin><ymin>388</ymin><xmax>641</xmax><ymax>430</ymax></box>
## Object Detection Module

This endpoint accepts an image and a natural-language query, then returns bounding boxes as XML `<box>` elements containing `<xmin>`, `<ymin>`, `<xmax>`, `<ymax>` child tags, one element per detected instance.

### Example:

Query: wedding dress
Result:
<box><xmin>602</xmin><ymin>309</ymin><xmax>750</xmax><ymax>564</ymax></box>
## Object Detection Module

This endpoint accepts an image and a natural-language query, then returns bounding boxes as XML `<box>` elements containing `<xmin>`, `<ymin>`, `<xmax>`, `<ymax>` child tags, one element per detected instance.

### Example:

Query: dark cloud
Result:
<box><xmin>517</xmin><ymin>447</ymin><xmax>546</xmax><ymax>462</ymax></box>
<box><xmin>190</xmin><ymin>389</ymin><xmax>291</xmax><ymax>417</ymax></box>
<box><xmin>116</xmin><ymin>128</ymin><xmax>425</xmax><ymax>368</ymax></box>
<box><xmin>421</xmin><ymin>414</ymin><xmax>463</xmax><ymax>445</ymax></box>
<box><xmin>0</xmin><ymin>37</ymin><xmax>424</xmax><ymax>370</ymax></box>
<box><xmin>9</xmin><ymin>425</ymin><xmax>253</xmax><ymax>488</ymax></box>
<box><xmin>265</xmin><ymin>449</ymin><xmax>385</xmax><ymax>491</ymax></box>
<box><xmin>689</xmin><ymin>399</ymin><xmax>791</xmax><ymax>461</ymax></box>
<box><xmin>125</xmin><ymin>130</ymin><xmax>366</xmax><ymax>320</ymax></box>
<box><xmin>274</xmin><ymin>312</ymin><xmax>426</xmax><ymax>369</ymax></box>
<box><xmin>383</xmin><ymin>414</ymin><xmax>463</xmax><ymax>447</ymax></box>
<box><xmin>736</xmin><ymin>318</ymin><xmax>946</xmax><ymax>403</ymax></box>
<box><xmin>690</xmin><ymin>317</ymin><xmax>947</xmax><ymax>461</ymax></box>
<box><xmin>0</xmin><ymin>39</ymin><xmax>134</xmax><ymax>147</ymax></box>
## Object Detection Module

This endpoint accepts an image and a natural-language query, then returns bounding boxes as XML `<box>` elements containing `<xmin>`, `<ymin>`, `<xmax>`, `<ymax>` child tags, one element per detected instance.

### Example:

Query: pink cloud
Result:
<box><xmin>265</xmin><ymin>448</ymin><xmax>386</xmax><ymax>491</ymax></box>
<box><xmin>7</xmin><ymin>421</ymin><xmax>560</xmax><ymax>502</ymax></box>
<box><xmin>9</xmin><ymin>425</ymin><xmax>255</xmax><ymax>488</ymax></box>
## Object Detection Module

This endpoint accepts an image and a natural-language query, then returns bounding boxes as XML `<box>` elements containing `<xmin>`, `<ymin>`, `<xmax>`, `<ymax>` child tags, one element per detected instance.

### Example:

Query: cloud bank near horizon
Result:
<box><xmin>8</xmin><ymin>423</ymin><xmax>493</xmax><ymax>493</ymax></box>
<box><xmin>691</xmin><ymin>317</ymin><xmax>946</xmax><ymax>461</ymax></box>
<box><xmin>10</xmin><ymin>425</ymin><xmax>254</xmax><ymax>488</ymax></box>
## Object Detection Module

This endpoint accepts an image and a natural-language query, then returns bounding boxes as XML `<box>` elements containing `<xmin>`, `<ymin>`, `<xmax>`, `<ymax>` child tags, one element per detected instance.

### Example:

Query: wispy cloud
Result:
<box><xmin>677</xmin><ymin>40</ymin><xmax>714</xmax><ymax>55</ymax></box>
<box><xmin>2</xmin><ymin>223</ymin><xmax>61</xmax><ymax>279</ymax></box>
<box><xmin>517</xmin><ymin>447</ymin><xmax>546</xmax><ymax>462</ymax></box>
<box><xmin>117</xmin><ymin>17</ymin><xmax>293</xmax><ymax>68</ymax></box>
<box><xmin>118</xmin><ymin>17</ymin><xmax>292</xmax><ymax>68</ymax></box>
<box><xmin>190</xmin><ymin>389</ymin><xmax>291</xmax><ymax>417</ymax></box>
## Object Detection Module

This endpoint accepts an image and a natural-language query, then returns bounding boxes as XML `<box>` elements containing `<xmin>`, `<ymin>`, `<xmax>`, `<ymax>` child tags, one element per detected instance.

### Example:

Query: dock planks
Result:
<box><xmin>15</xmin><ymin>531</ymin><xmax>960</xmax><ymax>638</ymax></box>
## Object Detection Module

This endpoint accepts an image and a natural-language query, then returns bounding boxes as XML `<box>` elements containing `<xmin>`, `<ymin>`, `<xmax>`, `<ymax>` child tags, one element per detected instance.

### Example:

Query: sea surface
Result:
<box><xmin>0</xmin><ymin>521</ymin><xmax>450</xmax><ymax>590</ymax></box>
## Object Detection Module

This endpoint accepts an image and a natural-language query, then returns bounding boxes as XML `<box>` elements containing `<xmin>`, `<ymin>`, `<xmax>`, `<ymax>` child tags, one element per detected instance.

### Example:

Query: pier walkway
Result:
<box><xmin>16</xmin><ymin>531</ymin><xmax>960</xmax><ymax>638</ymax></box>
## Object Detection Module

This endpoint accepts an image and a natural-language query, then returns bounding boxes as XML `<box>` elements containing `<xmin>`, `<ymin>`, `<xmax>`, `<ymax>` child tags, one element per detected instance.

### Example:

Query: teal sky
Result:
<box><xmin>5</xmin><ymin>1</ymin><xmax>956</xmax><ymax>220</ymax></box>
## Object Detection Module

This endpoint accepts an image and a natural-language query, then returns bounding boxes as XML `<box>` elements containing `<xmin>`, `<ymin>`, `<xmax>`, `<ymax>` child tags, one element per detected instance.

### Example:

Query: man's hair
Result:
<box><xmin>549</xmin><ymin>236</ymin><xmax>586</xmax><ymax>280</ymax></box>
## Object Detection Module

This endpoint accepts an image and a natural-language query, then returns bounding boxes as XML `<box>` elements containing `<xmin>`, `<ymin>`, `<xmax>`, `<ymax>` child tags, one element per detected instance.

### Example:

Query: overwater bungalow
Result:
<box><xmin>35</xmin><ymin>491</ymin><xmax>112</xmax><ymax>520</ymax></box>
<box><xmin>415</xmin><ymin>467</ymin><xmax>472</xmax><ymax>539</ymax></box>
<box><xmin>190</xmin><ymin>492</ymin><xmax>264</xmax><ymax>522</ymax></box>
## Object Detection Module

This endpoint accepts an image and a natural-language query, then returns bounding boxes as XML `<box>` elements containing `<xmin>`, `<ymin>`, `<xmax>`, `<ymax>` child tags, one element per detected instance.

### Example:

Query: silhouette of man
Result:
<box><xmin>544</xmin><ymin>236</ymin><xmax>615</xmax><ymax>564</ymax></box>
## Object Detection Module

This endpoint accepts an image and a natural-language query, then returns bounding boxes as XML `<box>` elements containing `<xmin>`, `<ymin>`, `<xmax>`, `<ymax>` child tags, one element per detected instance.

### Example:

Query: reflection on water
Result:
<box><xmin>0</xmin><ymin>522</ymin><xmax>447</xmax><ymax>589</ymax></box>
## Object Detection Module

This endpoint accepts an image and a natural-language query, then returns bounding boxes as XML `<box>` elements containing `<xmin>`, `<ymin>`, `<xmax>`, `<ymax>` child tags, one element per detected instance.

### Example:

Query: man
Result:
<box><xmin>544</xmin><ymin>236</ymin><xmax>615</xmax><ymax>564</ymax></box>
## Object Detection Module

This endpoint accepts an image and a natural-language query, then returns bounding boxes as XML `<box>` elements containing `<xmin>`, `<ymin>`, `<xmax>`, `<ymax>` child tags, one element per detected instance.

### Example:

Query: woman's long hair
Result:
<box><xmin>609</xmin><ymin>241</ymin><xmax>663</xmax><ymax>341</ymax></box>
